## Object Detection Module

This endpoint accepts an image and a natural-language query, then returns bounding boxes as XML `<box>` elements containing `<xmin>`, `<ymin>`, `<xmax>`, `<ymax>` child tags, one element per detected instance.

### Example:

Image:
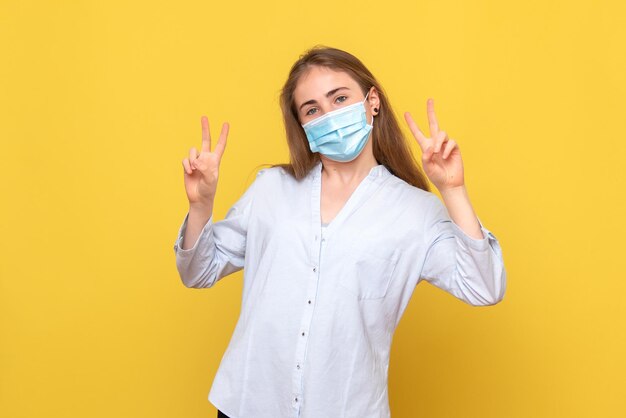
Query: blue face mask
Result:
<box><xmin>301</xmin><ymin>90</ymin><xmax>374</xmax><ymax>162</ymax></box>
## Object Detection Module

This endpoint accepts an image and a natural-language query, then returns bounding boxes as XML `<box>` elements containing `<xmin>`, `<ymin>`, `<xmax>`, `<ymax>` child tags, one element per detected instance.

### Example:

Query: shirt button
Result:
<box><xmin>301</xmin><ymin>331</ymin><xmax>305</xmax><ymax>336</ymax></box>
<box><xmin>295</xmin><ymin>397</ymin><xmax>298</xmax><ymax>402</ymax></box>
<box><xmin>308</xmin><ymin>300</ymin><xmax>311</xmax><ymax>304</ymax></box>
<box><xmin>296</xmin><ymin>364</ymin><xmax>300</xmax><ymax>369</ymax></box>
<box><xmin>313</xmin><ymin>267</ymin><xmax>317</xmax><ymax>272</ymax></box>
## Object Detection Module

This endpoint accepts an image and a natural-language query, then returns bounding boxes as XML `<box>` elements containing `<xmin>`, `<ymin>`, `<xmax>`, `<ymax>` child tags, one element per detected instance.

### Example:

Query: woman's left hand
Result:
<box><xmin>404</xmin><ymin>98</ymin><xmax>464</xmax><ymax>192</ymax></box>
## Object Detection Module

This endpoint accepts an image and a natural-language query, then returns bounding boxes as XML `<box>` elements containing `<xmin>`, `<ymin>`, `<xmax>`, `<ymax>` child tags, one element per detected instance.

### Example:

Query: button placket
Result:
<box><xmin>291</xmin><ymin>221</ymin><xmax>324</xmax><ymax>416</ymax></box>
<box><xmin>290</xmin><ymin>162</ymin><xmax>343</xmax><ymax>416</ymax></box>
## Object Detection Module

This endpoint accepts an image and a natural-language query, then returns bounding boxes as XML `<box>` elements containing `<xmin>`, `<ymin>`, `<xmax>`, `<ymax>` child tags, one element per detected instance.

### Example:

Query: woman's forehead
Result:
<box><xmin>295</xmin><ymin>67</ymin><xmax>357</xmax><ymax>100</ymax></box>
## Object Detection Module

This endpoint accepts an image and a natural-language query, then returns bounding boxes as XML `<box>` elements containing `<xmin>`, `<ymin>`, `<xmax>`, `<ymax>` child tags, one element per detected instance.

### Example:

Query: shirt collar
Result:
<box><xmin>313</xmin><ymin>160</ymin><xmax>390</xmax><ymax>180</ymax></box>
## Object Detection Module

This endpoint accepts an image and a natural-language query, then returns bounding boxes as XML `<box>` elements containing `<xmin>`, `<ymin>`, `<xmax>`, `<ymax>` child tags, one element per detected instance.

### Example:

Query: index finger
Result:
<box><xmin>404</xmin><ymin>111</ymin><xmax>429</xmax><ymax>152</ymax></box>
<box><xmin>201</xmin><ymin>116</ymin><xmax>211</xmax><ymax>153</ymax></box>
<box><xmin>426</xmin><ymin>98</ymin><xmax>439</xmax><ymax>138</ymax></box>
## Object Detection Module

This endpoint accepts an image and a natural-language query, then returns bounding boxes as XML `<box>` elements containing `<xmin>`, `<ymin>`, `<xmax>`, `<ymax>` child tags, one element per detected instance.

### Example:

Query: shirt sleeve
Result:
<box><xmin>172</xmin><ymin>169</ymin><xmax>265</xmax><ymax>288</ymax></box>
<box><xmin>418</xmin><ymin>195</ymin><xmax>507</xmax><ymax>306</ymax></box>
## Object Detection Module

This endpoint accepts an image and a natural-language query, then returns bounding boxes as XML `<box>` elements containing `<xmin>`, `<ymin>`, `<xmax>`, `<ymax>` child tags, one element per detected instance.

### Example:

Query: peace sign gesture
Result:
<box><xmin>181</xmin><ymin>116</ymin><xmax>229</xmax><ymax>208</ymax></box>
<box><xmin>404</xmin><ymin>99</ymin><xmax>464</xmax><ymax>192</ymax></box>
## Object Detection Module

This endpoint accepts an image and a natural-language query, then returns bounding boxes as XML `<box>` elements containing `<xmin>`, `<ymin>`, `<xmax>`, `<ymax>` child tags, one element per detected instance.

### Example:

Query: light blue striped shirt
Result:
<box><xmin>173</xmin><ymin>161</ymin><xmax>506</xmax><ymax>418</ymax></box>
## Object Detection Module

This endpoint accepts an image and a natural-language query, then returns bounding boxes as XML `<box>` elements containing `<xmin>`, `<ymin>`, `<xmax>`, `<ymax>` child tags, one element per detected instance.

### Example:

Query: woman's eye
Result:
<box><xmin>304</xmin><ymin>96</ymin><xmax>348</xmax><ymax>117</ymax></box>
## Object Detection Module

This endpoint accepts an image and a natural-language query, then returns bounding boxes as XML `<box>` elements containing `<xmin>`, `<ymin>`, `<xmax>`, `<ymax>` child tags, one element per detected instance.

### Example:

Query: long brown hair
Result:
<box><xmin>254</xmin><ymin>44</ymin><xmax>430</xmax><ymax>191</ymax></box>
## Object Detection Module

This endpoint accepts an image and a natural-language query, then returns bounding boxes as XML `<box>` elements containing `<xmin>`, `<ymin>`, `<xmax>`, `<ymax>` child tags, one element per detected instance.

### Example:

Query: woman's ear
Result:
<box><xmin>368</xmin><ymin>87</ymin><xmax>381</xmax><ymax>115</ymax></box>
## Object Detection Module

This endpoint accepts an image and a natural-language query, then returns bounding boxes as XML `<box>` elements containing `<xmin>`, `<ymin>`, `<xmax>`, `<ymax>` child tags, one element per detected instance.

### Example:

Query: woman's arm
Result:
<box><xmin>419</xmin><ymin>194</ymin><xmax>506</xmax><ymax>306</ymax></box>
<box><xmin>181</xmin><ymin>202</ymin><xmax>214</xmax><ymax>250</ymax></box>
<box><xmin>173</xmin><ymin>170</ymin><xmax>265</xmax><ymax>288</ymax></box>
<box><xmin>403</xmin><ymin>99</ymin><xmax>506</xmax><ymax>305</ymax></box>
<box><xmin>439</xmin><ymin>185</ymin><xmax>484</xmax><ymax>240</ymax></box>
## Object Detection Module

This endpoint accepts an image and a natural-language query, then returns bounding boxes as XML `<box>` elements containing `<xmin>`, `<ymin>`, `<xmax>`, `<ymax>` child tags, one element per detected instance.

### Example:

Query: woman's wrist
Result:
<box><xmin>189</xmin><ymin>201</ymin><xmax>214</xmax><ymax>219</ymax></box>
<box><xmin>438</xmin><ymin>184</ymin><xmax>467</xmax><ymax>199</ymax></box>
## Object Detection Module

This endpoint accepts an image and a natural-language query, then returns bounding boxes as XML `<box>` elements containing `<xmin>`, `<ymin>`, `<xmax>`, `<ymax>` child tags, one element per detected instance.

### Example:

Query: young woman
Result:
<box><xmin>173</xmin><ymin>46</ymin><xmax>506</xmax><ymax>418</ymax></box>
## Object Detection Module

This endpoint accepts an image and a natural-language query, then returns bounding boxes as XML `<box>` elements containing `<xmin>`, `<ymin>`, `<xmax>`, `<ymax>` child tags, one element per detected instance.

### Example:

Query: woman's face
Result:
<box><xmin>293</xmin><ymin>66</ymin><xmax>377</xmax><ymax>126</ymax></box>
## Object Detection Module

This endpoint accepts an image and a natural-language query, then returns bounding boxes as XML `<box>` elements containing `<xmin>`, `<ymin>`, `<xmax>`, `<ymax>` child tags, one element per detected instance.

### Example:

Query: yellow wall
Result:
<box><xmin>1</xmin><ymin>1</ymin><xmax>624</xmax><ymax>417</ymax></box>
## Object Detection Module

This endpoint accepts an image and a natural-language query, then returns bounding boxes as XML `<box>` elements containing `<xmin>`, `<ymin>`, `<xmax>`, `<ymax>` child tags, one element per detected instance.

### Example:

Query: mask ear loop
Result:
<box><xmin>363</xmin><ymin>88</ymin><xmax>374</xmax><ymax>126</ymax></box>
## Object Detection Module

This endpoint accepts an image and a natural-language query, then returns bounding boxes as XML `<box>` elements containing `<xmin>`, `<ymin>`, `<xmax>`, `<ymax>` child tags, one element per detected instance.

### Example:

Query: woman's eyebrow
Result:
<box><xmin>299</xmin><ymin>87</ymin><xmax>350</xmax><ymax>111</ymax></box>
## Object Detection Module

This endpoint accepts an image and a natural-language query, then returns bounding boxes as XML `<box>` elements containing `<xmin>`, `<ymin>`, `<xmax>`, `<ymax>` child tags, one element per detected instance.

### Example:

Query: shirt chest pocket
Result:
<box><xmin>338</xmin><ymin>248</ymin><xmax>399</xmax><ymax>300</ymax></box>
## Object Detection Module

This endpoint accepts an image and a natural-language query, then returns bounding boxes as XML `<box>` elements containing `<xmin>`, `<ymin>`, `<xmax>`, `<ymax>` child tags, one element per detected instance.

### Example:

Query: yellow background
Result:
<box><xmin>1</xmin><ymin>0</ymin><xmax>625</xmax><ymax>417</ymax></box>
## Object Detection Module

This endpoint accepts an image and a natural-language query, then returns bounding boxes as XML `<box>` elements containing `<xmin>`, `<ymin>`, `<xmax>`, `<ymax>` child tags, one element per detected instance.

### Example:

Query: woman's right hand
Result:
<box><xmin>182</xmin><ymin>116</ymin><xmax>229</xmax><ymax>209</ymax></box>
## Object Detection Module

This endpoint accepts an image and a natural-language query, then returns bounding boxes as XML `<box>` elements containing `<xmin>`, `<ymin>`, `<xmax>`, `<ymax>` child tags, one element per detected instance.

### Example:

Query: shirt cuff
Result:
<box><xmin>173</xmin><ymin>212</ymin><xmax>214</xmax><ymax>255</ymax></box>
<box><xmin>448</xmin><ymin>216</ymin><xmax>498</xmax><ymax>252</ymax></box>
